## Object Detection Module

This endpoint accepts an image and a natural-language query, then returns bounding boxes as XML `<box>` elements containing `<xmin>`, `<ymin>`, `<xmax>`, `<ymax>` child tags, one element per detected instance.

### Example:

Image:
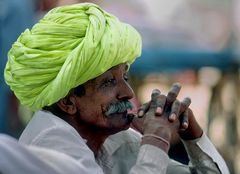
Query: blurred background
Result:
<box><xmin>1</xmin><ymin>0</ymin><xmax>240</xmax><ymax>173</ymax></box>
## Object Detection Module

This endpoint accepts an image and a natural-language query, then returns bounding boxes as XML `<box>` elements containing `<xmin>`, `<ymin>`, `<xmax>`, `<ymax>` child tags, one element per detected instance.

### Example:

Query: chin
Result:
<box><xmin>106</xmin><ymin>112</ymin><xmax>132</xmax><ymax>132</ymax></box>
<box><xmin>108</xmin><ymin>124</ymin><xmax>130</xmax><ymax>135</ymax></box>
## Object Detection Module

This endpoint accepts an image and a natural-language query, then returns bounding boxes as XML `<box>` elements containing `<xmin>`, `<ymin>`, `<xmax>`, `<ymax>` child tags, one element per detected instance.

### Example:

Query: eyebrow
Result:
<box><xmin>93</xmin><ymin>72</ymin><xmax>112</xmax><ymax>86</ymax></box>
<box><xmin>110</xmin><ymin>64</ymin><xmax>128</xmax><ymax>71</ymax></box>
<box><xmin>94</xmin><ymin>64</ymin><xmax>128</xmax><ymax>86</ymax></box>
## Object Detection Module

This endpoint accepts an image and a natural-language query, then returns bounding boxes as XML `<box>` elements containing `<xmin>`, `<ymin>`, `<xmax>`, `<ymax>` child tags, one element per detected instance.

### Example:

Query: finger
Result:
<box><xmin>166</xmin><ymin>83</ymin><xmax>181</xmax><ymax>104</ymax></box>
<box><xmin>169</xmin><ymin>99</ymin><xmax>181</xmax><ymax>121</ymax></box>
<box><xmin>155</xmin><ymin>94</ymin><xmax>166</xmax><ymax>116</ymax></box>
<box><xmin>150</xmin><ymin>89</ymin><xmax>164</xmax><ymax>116</ymax></box>
<box><xmin>180</xmin><ymin>97</ymin><xmax>191</xmax><ymax>113</ymax></box>
<box><xmin>151</xmin><ymin>89</ymin><xmax>161</xmax><ymax>101</ymax></box>
<box><xmin>137</xmin><ymin>101</ymin><xmax>150</xmax><ymax>118</ymax></box>
<box><xmin>149</xmin><ymin>89</ymin><xmax>161</xmax><ymax>109</ymax></box>
<box><xmin>179</xmin><ymin>110</ymin><xmax>189</xmax><ymax>130</ymax></box>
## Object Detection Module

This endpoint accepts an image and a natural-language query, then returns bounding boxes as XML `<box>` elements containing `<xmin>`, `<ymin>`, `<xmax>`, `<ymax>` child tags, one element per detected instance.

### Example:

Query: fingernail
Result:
<box><xmin>156</xmin><ymin>107</ymin><xmax>162</xmax><ymax>115</ymax></box>
<box><xmin>182</xmin><ymin>122</ymin><xmax>188</xmax><ymax>129</ymax></box>
<box><xmin>169</xmin><ymin>113</ymin><xmax>176</xmax><ymax>120</ymax></box>
<box><xmin>138</xmin><ymin>110</ymin><xmax>144</xmax><ymax>117</ymax></box>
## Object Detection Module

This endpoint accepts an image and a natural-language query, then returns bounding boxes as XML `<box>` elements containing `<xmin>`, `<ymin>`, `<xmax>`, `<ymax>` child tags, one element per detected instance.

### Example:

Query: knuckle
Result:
<box><xmin>172</xmin><ymin>83</ymin><xmax>182</xmax><ymax>90</ymax></box>
<box><xmin>139</xmin><ymin>106</ymin><xmax>145</xmax><ymax>111</ymax></box>
<box><xmin>150</xmin><ymin>102</ymin><xmax>157</xmax><ymax>109</ymax></box>
<box><xmin>158</xmin><ymin>94</ymin><xmax>166</xmax><ymax>103</ymax></box>
<box><xmin>174</xmin><ymin>100</ymin><xmax>180</xmax><ymax>106</ymax></box>
<box><xmin>156</xmin><ymin>96</ymin><xmax>164</xmax><ymax>104</ymax></box>
<box><xmin>168</xmin><ymin>91</ymin><xmax>177</xmax><ymax>97</ymax></box>
<box><xmin>152</xmin><ymin>89</ymin><xmax>161</xmax><ymax>93</ymax></box>
<box><xmin>183</xmin><ymin>97</ymin><xmax>191</xmax><ymax>104</ymax></box>
<box><xmin>151</xmin><ymin>89</ymin><xmax>161</xmax><ymax>98</ymax></box>
<box><xmin>181</xmin><ymin>99</ymin><xmax>191</xmax><ymax>110</ymax></box>
<box><xmin>167</xmin><ymin>92</ymin><xmax>177</xmax><ymax>102</ymax></box>
<box><xmin>140</xmin><ymin>102</ymin><xmax>149</xmax><ymax>110</ymax></box>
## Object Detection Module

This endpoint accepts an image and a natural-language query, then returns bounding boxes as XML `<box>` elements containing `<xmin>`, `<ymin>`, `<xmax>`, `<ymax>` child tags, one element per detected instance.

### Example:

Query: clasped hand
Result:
<box><xmin>131</xmin><ymin>83</ymin><xmax>203</xmax><ymax>152</ymax></box>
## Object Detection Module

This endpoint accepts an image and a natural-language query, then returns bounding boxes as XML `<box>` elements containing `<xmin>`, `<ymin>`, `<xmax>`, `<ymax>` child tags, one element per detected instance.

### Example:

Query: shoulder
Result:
<box><xmin>19</xmin><ymin>111</ymin><xmax>92</xmax><ymax>159</ymax></box>
<box><xmin>19</xmin><ymin>111</ymin><xmax>77</xmax><ymax>144</ymax></box>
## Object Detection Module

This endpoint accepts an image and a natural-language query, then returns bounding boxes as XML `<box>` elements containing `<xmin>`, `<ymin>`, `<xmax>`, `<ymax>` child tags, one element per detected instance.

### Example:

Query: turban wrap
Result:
<box><xmin>4</xmin><ymin>3</ymin><xmax>142</xmax><ymax>111</ymax></box>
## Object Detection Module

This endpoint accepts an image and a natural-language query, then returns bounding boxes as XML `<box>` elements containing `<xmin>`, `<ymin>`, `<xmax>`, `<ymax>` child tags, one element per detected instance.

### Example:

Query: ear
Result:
<box><xmin>57</xmin><ymin>95</ymin><xmax>77</xmax><ymax>115</ymax></box>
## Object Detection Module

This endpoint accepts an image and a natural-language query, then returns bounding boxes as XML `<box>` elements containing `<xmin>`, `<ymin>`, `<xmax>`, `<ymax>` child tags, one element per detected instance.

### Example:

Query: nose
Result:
<box><xmin>117</xmin><ymin>80</ymin><xmax>134</xmax><ymax>100</ymax></box>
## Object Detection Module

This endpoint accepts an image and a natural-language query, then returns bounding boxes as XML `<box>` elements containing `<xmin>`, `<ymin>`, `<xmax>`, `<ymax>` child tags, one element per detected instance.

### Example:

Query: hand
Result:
<box><xmin>161</xmin><ymin>83</ymin><xmax>203</xmax><ymax>140</ymax></box>
<box><xmin>132</xmin><ymin>83</ymin><xmax>186</xmax><ymax>133</ymax></box>
<box><xmin>135</xmin><ymin>83</ymin><xmax>183</xmax><ymax>152</ymax></box>
<box><xmin>131</xmin><ymin>83</ymin><xmax>203</xmax><ymax>141</ymax></box>
<box><xmin>131</xmin><ymin>83</ymin><xmax>204</xmax><ymax>153</ymax></box>
<box><xmin>166</xmin><ymin>83</ymin><xmax>203</xmax><ymax>140</ymax></box>
<box><xmin>178</xmin><ymin>108</ymin><xmax>203</xmax><ymax>140</ymax></box>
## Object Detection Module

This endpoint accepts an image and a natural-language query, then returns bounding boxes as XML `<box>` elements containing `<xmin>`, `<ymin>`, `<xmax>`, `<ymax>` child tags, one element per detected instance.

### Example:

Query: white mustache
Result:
<box><xmin>105</xmin><ymin>101</ymin><xmax>135</xmax><ymax>116</ymax></box>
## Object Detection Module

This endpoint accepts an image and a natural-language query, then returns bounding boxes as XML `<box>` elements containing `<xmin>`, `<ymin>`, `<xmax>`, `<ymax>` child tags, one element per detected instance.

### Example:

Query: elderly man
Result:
<box><xmin>4</xmin><ymin>3</ymin><xmax>229</xmax><ymax>174</ymax></box>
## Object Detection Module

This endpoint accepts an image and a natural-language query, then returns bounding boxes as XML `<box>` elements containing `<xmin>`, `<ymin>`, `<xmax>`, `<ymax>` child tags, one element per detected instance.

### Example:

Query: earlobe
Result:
<box><xmin>57</xmin><ymin>95</ymin><xmax>77</xmax><ymax>115</ymax></box>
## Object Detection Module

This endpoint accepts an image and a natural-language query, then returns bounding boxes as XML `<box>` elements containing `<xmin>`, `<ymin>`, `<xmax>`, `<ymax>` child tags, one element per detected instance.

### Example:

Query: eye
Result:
<box><xmin>103</xmin><ymin>78</ymin><xmax>116</xmax><ymax>87</ymax></box>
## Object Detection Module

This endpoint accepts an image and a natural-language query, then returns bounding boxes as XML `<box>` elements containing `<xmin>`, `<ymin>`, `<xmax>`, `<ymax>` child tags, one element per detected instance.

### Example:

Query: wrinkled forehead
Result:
<box><xmin>88</xmin><ymin>63</ymin><xmax>128</xmax><ymax>84</ymax></box>
<box><xmin>110</xmin><ymin>63</ymin><xmax>128</xmax><ymax>71</ymax></box>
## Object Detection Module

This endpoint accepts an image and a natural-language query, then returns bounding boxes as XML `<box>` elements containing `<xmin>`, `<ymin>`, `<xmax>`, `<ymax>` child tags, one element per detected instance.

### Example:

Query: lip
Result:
<box><xmin>106</xmin><ymin>110</ymin><xmax>128</xmax><ymax>117</ymax></box>
<box><xmin>111</xmin><ymin>111</ymin><xmax>136</xmax><ymax>122</ymax></box>
<box><xmin>114</xmin><ymin>110</ymin><xmax>128</xmax><ymax>115</ymax></box>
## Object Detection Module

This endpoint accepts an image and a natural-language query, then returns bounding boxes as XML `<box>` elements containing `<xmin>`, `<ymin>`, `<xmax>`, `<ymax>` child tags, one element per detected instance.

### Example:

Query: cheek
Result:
<box><xmin>76</xmin><ymin>98</ymin><xmax>107</xmax><ymax>123</ymax></box>
<box><xmin>91</xmin><ymin>91</ymin><xmax>116</xmax><ymax>111</ymax></box>
<box><xmin>75</xmin><ymin>88</ymin><xmax>117</xmax><ymax>125</ymax></box>
<box><xmin>78</xmin><ymin>101</ymin><xmax>100</xmax><ymax>116</ymax></box>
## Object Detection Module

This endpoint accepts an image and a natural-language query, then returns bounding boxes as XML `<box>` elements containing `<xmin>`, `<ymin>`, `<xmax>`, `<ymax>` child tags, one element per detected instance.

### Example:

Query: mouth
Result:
<box><xmin>106</xmin><ymin>110</ymin><xmax>136</xmax><ymax>123</ymax></box>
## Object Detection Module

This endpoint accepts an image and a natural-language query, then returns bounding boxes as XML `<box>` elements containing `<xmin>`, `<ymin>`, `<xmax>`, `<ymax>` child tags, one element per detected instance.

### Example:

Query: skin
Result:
<box><xmin>56</xmin><ymin>63</ymin><xmax>203</xmax><ymax>154</ymax></box>
<box><xmin>57</xmin><ymin>63</ymin><xmax>134</xmax><ymax>154</ymax></box>
<box><xmin>132</xmin><ymin>83</ymin><xmax>203</xmax><ymax>151</ymax></box>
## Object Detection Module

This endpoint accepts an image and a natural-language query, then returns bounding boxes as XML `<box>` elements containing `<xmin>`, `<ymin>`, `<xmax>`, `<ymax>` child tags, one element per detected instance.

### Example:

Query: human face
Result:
<box><xmin>74</xmin><ymin>63</ymin><xmax>135</xmax><ymax>132</ymax></box>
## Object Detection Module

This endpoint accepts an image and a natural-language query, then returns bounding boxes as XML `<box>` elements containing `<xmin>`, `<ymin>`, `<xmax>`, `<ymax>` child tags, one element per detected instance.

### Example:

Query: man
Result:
<box><xmin>4</xmin><ymin>3</ymin><xmax>229</xmax><ymax>174</ymax></box>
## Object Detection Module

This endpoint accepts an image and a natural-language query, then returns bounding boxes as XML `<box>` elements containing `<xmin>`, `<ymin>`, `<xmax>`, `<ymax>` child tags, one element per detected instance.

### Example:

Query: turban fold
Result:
<box><xmin>4</xmin><ymin>3</ymin><xmax>142</xmax><ymax>111</ymax></box>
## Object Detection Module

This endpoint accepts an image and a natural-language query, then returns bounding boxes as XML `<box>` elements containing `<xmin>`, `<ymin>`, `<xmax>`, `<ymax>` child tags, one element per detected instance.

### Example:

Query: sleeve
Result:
<box><xmin>0</xmin><ymin>134</ymin><xmax>104</xmax><ymax>174</ymax></box>
<box><xmin>129</xmin><ymin>144</ymin><xmax>170</xmax><ymax>174</ymax></box>
<box><xmin>22</xmin><ymin>125</ymin><xmax>171</xmax><ymax>174</ymax></box>
<box><xmin>1</xmin><ymin>133</ymin><xmax>171</xmax><ymax>174</ymax></box>
<box><xmin>182</xmin><ymin>132</ymin><xmax>230</xmax><ymax>174</ymax></box>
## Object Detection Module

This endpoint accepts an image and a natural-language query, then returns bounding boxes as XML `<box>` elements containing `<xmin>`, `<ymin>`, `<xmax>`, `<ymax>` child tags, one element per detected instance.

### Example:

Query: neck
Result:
<box><xmin>77</xmin><ymin>125</ymin><xmax>110</xmax><ymax>155</ymax></box>
<box><xmin>61</xmin><ymin>115</ymin><xmax>113</xmax><ymax>155</ymax></box>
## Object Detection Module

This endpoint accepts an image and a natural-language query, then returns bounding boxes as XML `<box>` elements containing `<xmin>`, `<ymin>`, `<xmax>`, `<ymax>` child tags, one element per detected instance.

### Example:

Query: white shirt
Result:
<box><xmin>0</xmin><ymin>134</ymin><xmax>95</xmax><ymax>174</ymax></box>
<box><xmin>18</xmin><ymin>110</ymin><xmax>229</xmax><ymax>174</ymax></box>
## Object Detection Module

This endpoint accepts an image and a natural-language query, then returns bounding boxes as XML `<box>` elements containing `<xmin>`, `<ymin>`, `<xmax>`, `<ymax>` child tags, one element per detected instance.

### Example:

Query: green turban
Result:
<box><xmin>4</xmin><ymin>3</ymin><xmax>142</xmax><ymax>111</ymax></box>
